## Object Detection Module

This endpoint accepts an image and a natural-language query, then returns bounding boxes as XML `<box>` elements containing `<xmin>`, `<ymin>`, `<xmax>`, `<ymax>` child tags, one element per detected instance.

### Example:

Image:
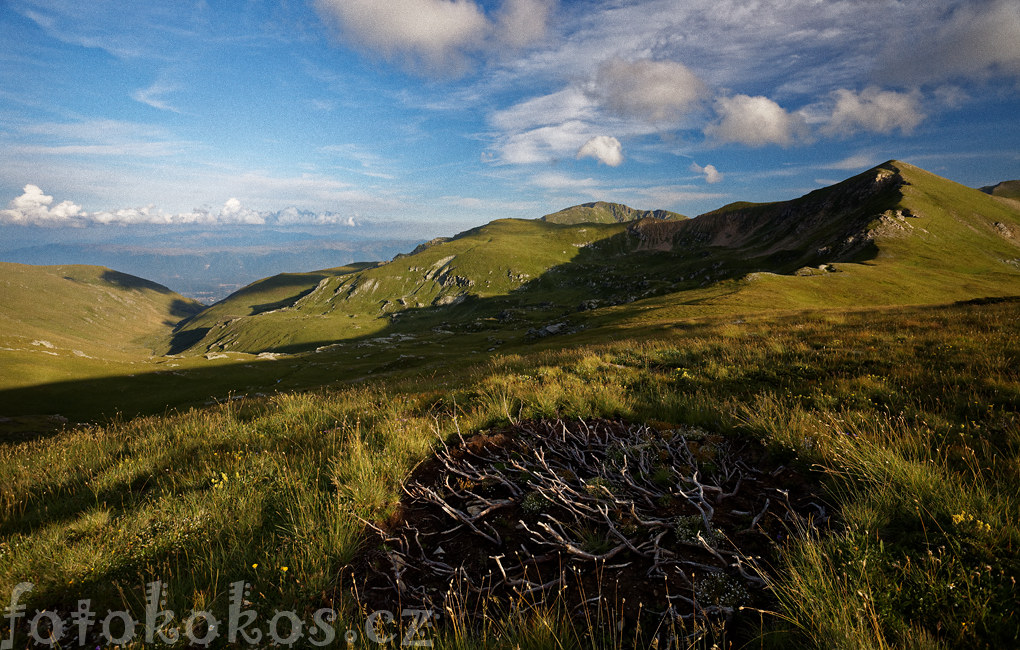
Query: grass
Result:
<box><xmin>1</xmin><ymin>298</ymin><xmax>1017</xmax><ymax>647</ymax></box>
<box><xmin>1</xmin><ymin>160</ymin><xmax>1019</xmax><ymax>646</ymax></box>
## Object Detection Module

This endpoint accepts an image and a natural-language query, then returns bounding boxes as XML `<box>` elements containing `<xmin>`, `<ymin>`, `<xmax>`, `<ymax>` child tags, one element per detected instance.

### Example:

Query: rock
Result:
<box><xmin>433</xmin><ymin>294</ymin><xmax>466</xmax><ymax>307</ymax></box>
<box><xmin>528</xmin><ymin>322</ymin><xmax>569</xmax><ymax>338</ymax></box>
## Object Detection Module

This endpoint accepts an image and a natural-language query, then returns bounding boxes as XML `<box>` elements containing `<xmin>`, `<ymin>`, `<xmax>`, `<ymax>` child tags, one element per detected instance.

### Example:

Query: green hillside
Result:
<box><xmin>980</xmin><ymin>179</ymin><xmax>1020</xmax><ymax>199</ymax></box>
<box><xmin>168</xmin><ymin>262</ymin><xmax>376</xmax><ymax>353</ymax></box>
<box><xmin>0</xmin><ymin>263</ymin><xmax>203</xmax><ymax>390</ymax></box>
<box><xmin>541</xmin><ymin>200</ymin><xmax>686</xmax><ymax>224</ymax></box>
<box><xmin>171</xmin><ymin>218</ymin><xmax>635</xmax><ymax>354</ymax></box>
<box><xmin>1</xmin><ymin>160</ymin><xmax>1019</xmax><ymax>648</ymax></box>
<box><xmin>2</xmin><ymin>160</ymin><xmax>1018</xmax><ymax>424</ymax></box>
<box><xmin>610</xmin><ymin>160</ymin><xmax>1020</xmax><ymax>316</ymax></box>
<box><xmin>171</xmin><ymin>160</ymin><xmax>1020</xmax><ymax>358</ymax></box>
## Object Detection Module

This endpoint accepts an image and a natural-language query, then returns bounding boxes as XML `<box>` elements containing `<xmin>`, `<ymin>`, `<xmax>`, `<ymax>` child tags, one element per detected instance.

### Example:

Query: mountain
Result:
<box><xmin>168</xmin><ymin>160</ymin><xmax>1020</xmax><ymax>357</ymax></box>
<box><xmin>0</xmin><ymin>263</ymin><xmax>203</xmax><ymax>390</ymax></box>
<box><xmin>541</xmin><ymin>201</ymin><xmax>686</xmax><ymax>224</ymax></box>
<box><xmin>170</xmin><ymin>217</ymin><xmax>635</xmax><ymax>354</ymax></box>
<box><xmin>0</xmin><ymin>236</ymin><xmax>422</xmax><ymax>304</ymax></box>
<box><xmin>167</xmin><ymin>262</ymin><xmax>377</xmax><ymax>353</ymax></box>
<box><xmin>980</xmin><ymin>180</ymin><xmax>1020</xmax><ymax>200</ymax></box>
<box><xmin>2</xmin><ymin>158</ymin><xmax>1019</xmax><ymax>424</ymax></box>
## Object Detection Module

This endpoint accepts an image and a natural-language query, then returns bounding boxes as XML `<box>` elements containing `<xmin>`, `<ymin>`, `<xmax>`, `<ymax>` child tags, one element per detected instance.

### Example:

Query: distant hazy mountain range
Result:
<box><xmin>0</xmin><ymin>226</ymin><xmax>427</xmax><ymax>303</ymax></box>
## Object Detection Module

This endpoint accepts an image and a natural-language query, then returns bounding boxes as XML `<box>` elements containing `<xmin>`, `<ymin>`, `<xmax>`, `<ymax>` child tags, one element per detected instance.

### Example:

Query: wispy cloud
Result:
<box><xmin>494</xmin><ymin>120</ymin><xmax>600</xmax><ymax>165</ymax></box>
<box><xmin>822</xmin><ymin>152</ymin><xmax>883</xmax><ymax>171</ymax></box>
<box><xmin>319</xmin><ymin>144</ymin><xmax>398</xmax><ymax>180</ymax></box>
<box><xmin>12</xmin><ymin>119</ymin><xmax>192</xmax><ymax>157</ymax></box>
<box><xmin>529</xmin><ymin>171</ymin><xmax>600</xmax><ymax>191</ymax></box>
<box><xmin>132</xmin><ymin>78</ymin><xmax>182</xmax><ymax>113</ymax></box>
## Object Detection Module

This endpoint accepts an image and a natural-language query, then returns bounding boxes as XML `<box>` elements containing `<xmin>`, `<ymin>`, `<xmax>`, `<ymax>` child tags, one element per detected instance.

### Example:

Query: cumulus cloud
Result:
<box><xmin>576</xmin><ymin>136</ymin><xmax>623</xmax><ymax>166</ymax></box>
<box><xmin>592</xmin><ymin>59</ymin><xmax>707</xmax><ymax>123</ymax></box>
<box><xmin>705</xmin><ymin>95</ymin><xmax>808</xmax><ymax>147</ymax></box>
<box><xmin>689</xmin><ymin>163</ymin><xmax>722</xmax><ymax>184</ymax></box>
<box><xmin>821</xmin><ymin>87</ymin><xmax>925</xmax><ymax>136</ymax></box>
<box><xmin>314</xmin><ymin>0</ymin><xmax>555</xmax><ymax>74</ymax></box>
<box><xmin>0</xmin><ymin>186</ymin><xmax>360</xmax><ymax>227</ymax></box>
<box><xmin>0</xmin><ymin>185</ymin><xmax>83</xmax><ymax>225</ymax></box>
<box><xmin>880</xmin><ymin>0</ymin><xmax>1020</xmax><ymax>85</ymax></box>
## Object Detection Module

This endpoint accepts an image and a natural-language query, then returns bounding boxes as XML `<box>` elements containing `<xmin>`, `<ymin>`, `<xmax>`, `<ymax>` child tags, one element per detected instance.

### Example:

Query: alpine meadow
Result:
<box><xmin>1</xmin><ymin>159</ymin><xmax>1019</xmax><ymax>648</ymax></box>
<box><xmin>3</xmin><ymin>0</ymin><xmax>1020</xmax><ymax>648</ymax></box>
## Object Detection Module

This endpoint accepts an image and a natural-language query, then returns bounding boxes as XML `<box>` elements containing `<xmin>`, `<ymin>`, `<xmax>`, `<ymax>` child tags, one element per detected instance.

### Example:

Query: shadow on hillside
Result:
<box><xmin>101</xmin><ymin>269</ymin><xmax>174</xmax><ymax>293</ymax></box>
<box><xmin>100</xmin><ymin>270</ymin><xmax>205</xmax><ymax>320</ymax></box>
<box><xmin>0</xmin><ymin>222</ymin><xmax>886</xmax><ymax>432</ymax></box>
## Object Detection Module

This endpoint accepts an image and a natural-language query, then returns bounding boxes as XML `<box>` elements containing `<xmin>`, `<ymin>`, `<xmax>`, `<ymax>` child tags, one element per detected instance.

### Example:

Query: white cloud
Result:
<box><xmin>489</xmin><ymin>87</ymin><xmax>596</xmax><ymax>132</ymax></box>
<box><xmin>497</xmin><ymin>120</ymin><xmax>597</xmax><ymax>164</ymax></box>
<box><xmin>314</xmin><ymin>0</ymin><xmax>488</xmax><ymax>73</ymax></box>
<box><xmin>821</xmin><ymin>87</ymin><xmax>924</xmax><ymax>136</ymax></box>
<box><xmin>131</xmin><ymin>79</ymin><xmax>181</xmax><ymax>113</ymax></box>
<box><xmin>705</xmin><ymin>95</ymin><xmax>808</xmax><ymax>147</ymax></box>
<box><xmin>0</xmin><ymin>185</ymin><xmax>364</xmax><ymax>227</ymax></box>
<box><xmin>689</xmin><ymin>162</ymin><xmax>722</xmax><ymax>184</ymax></box>
<box><xmin>591</xmin><ymin>59</ymin><xmax>707</xmax><ymax>124</ymax></box>
<box><xmin>576</xmin><ymin>136</ymin><xmax>623</xmax><ymax>166</ymax></box>
<box><xmin>879</xmin><ymin>0</ymin><xmax>1020</xmax><ymax>85</ymax></box>
<box><xmin>822</xmin><ymin>152</ymin><xmax>882</xmax><ymax>171</ymax></box>
<box><xmin>313</xmin><ymin>0</ymin><xmax>555</xmax><ymax>74</ymax></box>
<box><xmin>218</xmin><ymin>198</ymin><xmax>265</xmax><ymax>224</ymax></box>
<box><xmin>0</xmin><ymin>185</ymin><xmax>83</xmax><ymax>226</ymax></box>
<box><xmin>496</xmin><ymin>0</ymin><xmax>556</xmax><ymax>49</ymax></box>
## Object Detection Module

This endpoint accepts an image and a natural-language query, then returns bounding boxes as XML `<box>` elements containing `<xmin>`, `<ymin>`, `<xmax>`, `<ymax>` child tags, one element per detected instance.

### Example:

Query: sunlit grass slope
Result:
<box><xmin>981</xmin><ymin>179</ymin><xmax>1020</xmax><ymax>199</ymax></box>
<box><xmin>172</xmin><ymin>218</ymin><xmax>632</xmax><ymax>354</ymax></box>
<box><xmin>0</xmin><ymin>263</ymin><xmax>203</xmax><ymax>389</ymax></box>
<box><xmin>541</xmin><ymin>200</ymin><xmax>686</xmax><ymax>224</ymax></box>
<box><xmin>1</xmin><ymin>298</ymin><xmax>1016</xmax><ymax>647</ymax></box>
<box><xmin>172</xmin><ymin>161</ymin><xmax>1020</xmax><ymax>358</ymax></box>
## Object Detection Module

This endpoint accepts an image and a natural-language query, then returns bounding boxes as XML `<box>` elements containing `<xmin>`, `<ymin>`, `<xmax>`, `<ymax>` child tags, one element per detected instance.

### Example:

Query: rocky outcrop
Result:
<box><xmin>542</xmin><ymin>201</ymin><xmax>686</xmax><ymax>225</ymax></box>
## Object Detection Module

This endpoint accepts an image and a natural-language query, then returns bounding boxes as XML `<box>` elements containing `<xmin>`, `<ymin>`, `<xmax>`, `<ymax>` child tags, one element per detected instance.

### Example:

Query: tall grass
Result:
<box><xmin>1</xmin><ymin>300</ymin><xmax>1017</xmax><ymax>647</ymax></box>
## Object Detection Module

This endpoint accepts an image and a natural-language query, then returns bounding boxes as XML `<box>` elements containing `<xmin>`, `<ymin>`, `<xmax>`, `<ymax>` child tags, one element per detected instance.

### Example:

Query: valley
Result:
<box><xmin>0</xmin><ymin>160</ymin><xmax>1018</xmax><ymax>648</ymax></box>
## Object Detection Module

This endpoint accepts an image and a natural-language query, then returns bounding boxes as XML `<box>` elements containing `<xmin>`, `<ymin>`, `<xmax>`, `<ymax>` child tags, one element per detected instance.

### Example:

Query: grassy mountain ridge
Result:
<box><xmin>170</xmin><ymin>160</ymin><xmax>1020</xmax><ymax>357</ymax></box>
<box><xmin>1</xmin><ymin>160</ymin><xmax>1018</xmax><ymax>649</ymax></box>
<box><xmin>171</xmin><ymin>218</ymin><xmax>634</xmax><ymax>354</ymax></box>
<box><xmin>541</xmin><ymin>200</ymin><xmax>686</xmax><ymax>224</ymax></box>
<box><xmin>0</xmin><ymin>262</ymin><xmax>201</xmax><ymax>354</ymax></box>
<box><xmin>981</xmin><ymin>179</ymin><xmax>1020</xmax><ymax>199</ymax></box>
<box><xmin>2</xmin><ymin>159</ymin><xmax>1017</xmax><ymax>422</ymax></box>
<box><xmin>0</xmin><ymin>262</ymin><xmax>203</xmax><ymax>392</ymax></box>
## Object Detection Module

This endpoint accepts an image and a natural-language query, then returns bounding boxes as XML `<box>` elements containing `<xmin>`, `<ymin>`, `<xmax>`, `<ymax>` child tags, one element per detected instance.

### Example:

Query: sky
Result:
<box><xmin>1</xmin><ymin>0</ymin><xmax>1019</xmax><ymax>234</ymax></box>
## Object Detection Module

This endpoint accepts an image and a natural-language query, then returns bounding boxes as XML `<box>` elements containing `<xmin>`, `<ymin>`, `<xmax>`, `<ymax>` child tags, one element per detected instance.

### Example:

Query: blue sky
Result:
<box><xmin>1</xmin><ymin>0</ymin><xmax>1019</xmax><ymax>232</ymax></box>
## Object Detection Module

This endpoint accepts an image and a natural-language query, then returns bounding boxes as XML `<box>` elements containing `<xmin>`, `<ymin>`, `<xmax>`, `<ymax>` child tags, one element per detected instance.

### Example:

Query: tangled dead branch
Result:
<box><xmin>352</xmin><ymin>418</ymin><xmax>827</xmax><ymax>641</ymax></box>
